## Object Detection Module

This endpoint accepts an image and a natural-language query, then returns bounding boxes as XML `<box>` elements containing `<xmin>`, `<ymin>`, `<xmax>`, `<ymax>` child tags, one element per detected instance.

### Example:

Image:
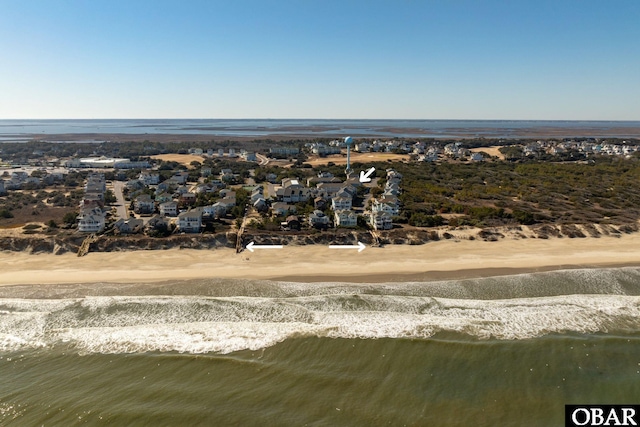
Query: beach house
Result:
<box><xmin>272</xmin><ymin>202</ymin><xmax>296</xmax><ymax>216</ymax></box>
<box><xmin>113</xmin><ymin>218</ymin><xmax>144</xmax><ymax>234</ymax></box>
<box><xmin>159</xmin><ymin>201</ymin><xmax>178</xmax><ymax>216</ymax></box>
<box><xmin>134</xmin><ymin>195</ymin><xmax>156</xmax><ymax>214</ymax></box>
<box><xmin>331</xmin><ymin>194</ymin><xmax>352</xmax><ymax>211</ymax></box>
<box><xmin>77</xmin><ymin>208</ymin><xmax>105</xmax><ymax>233</ymax></box>
<box><xmin>370</xmin><ymin>211</ymin><xmax>393</xmax><ymax>230</ymax></box>
<box><xmin>276</xmin><ymin>178</ymin><xmax>309</xmax><ymax>203</ymax></box>
<box><xmin>334</xmin><ymin>210</ymin><xmax>357</xmax><ymax>227</ymax></box>
<box><xmin>138</xmin><ymin>171</ymin><xmax>160</xmax><ymax>185</ymax></box>
<box><xmin>308</xmin><ymin>210</ymin><xmax>329</xmax><ymax>229</ymax></box>
<box><xmin>178</xmin><ymin>209</ymin><xmax>202</xmax><ymax>233</ymax></box>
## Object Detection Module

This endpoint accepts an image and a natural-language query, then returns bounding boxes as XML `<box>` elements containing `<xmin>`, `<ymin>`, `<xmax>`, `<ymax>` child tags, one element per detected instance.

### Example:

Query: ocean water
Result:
<box><xmin>1</xmin><ymin>119</ymin><xmax>640</xmax><ymax>140</ymax></box>
<box><xmin>1</xmin><ymin>268</ymin><xmax>640</xmax><ymax>426</ymax></box>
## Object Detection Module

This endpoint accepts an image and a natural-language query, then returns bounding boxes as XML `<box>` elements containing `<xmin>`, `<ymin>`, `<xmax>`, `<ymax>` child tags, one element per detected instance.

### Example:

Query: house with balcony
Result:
<box><xmin>203</xmin><ymin>202</ymin><xmax>227</xmax><ymax>218</ymax></box>
<box><xmin>334</xmin><ymin>210</ymin><xmax>357</xmax><ymax>227</ymax></box>
<box><xmin>134</xmin><ymin>194</ymin><xmax>156</xmax><ymax>214</ymax></box>
<box><xmin>159</xmin><ymin>201</ymin><xmax>178</xmax><ymax>216</ymax></box>
<box><xmin>309</xmin><ymin>210</ymin><xmax>330</xmax><ymax>229</ymax></box>
<box><xmin>77</xmin><ymin>208</ymin><xmax>105</xmax><ymax>233</ymax></box>
<box><xmin>276</xmin><ymin>178</ymin><xmax>309</xmax><ymax>203</ymax></box>
<box><xmin>138</xmin><ymin>171</ymin><xmax>160</xmax><ymax>185</ymax></box>
<box><xmin>178</xmin><ymin>209</ymin><xmax>202</xmax><ymax>233</ymax></box>
<box><xmin>332</xmin><ymin>195</ymin><xmax>352</xmax><ymax>211</ymax></box>
<box><xmin>370</xmin><ymin>211</ymin><xmax>393</xmax><ymax>230</ymax></box>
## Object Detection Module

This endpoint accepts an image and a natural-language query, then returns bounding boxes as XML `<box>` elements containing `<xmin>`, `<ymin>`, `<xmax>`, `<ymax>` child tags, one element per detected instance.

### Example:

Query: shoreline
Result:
<box><xmin>2</xmin><ymin>233</ymin><xmax>640</xmax><ymax>286</ymax></box>
<box><xmin>14</xmin><ymin>128</ymin><xmax>640</xmax><ymax>142</ymax></box>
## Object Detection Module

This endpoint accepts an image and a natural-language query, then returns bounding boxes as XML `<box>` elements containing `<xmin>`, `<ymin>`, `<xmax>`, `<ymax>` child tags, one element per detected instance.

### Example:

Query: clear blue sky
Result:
<box><xmin>1</xmin><ymin>0</ymin><xmax>639</xmax><ymax>120</ymax></box>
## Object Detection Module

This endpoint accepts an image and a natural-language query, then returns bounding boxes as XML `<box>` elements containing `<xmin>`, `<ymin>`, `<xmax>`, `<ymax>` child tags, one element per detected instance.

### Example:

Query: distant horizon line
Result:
<box><xmin>1</xmin><ymin>118</ymin><xmax>639</xmax><ymax>122</ymax></box>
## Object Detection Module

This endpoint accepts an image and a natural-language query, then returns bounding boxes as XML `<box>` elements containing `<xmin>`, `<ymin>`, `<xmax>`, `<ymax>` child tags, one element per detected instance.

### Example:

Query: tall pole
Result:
<box><xmin>344</xmin><ymin>136</ymin><xmax>353</xmax><ymax>178</ymax></box>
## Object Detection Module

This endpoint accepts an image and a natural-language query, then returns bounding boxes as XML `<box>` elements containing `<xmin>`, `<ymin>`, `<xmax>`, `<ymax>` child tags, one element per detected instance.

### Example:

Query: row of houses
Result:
<box><xmin>172</xmin><ymin>191</ymin><xmax>239</xmax><ymax>233</ymax></box>
<box><xmin>0</xmin><ymin>169</ymin><xmax>66</xmax><ymax>191</ymax></box>
<box><xmin>369</xmin><ymin>169</ymin><xmax>402</xmax><ymax>230</ymax></box>
<box><xmin>78</xmin><ymin>173</ymin><xmax>107</xmax><ymax>232</ymax></box>
<box><xmin>187</xmin><ymin>148</ymin><xmax>257</xmax><ymax>161</ymax></box>
<box><xmin>520</xmin><ymin>140</ymin><xmax>640</xmax><ymax>158</ymax></box>
<box><xmin>272</xmin><ymin>174</ymin><xmax>362</xmax><ymax>228</ymax></box>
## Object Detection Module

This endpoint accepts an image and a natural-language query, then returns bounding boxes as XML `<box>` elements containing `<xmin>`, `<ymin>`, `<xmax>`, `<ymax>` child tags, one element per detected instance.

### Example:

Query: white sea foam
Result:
<box><xmin>0</xmin><ymin>293</ymin><xmax>638</xmax><ymax>354</ymax></box>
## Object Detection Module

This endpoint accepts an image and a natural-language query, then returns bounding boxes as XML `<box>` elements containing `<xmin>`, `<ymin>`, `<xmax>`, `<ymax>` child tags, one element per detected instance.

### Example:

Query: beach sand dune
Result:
<box><xmin>1</xmin><ymin>233</ymin><xmax>640</xmax><ymax>285</ymax></box>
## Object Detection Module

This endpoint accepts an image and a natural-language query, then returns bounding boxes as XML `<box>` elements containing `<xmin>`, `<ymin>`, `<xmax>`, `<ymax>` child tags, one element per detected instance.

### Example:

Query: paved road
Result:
<box><xmin>361</xmin><ymin>177</ymin><xmax>379</xmax><ymax>213</ymax></box>
<box><xmin>111</xmin><ymin>181</ymin><xmax>128</xmax><ymax>220</ymax></box>
<box><xmin>256</xmin><ymin>153</ymin><xmax>269</xmax><ymax>166</ymax></box>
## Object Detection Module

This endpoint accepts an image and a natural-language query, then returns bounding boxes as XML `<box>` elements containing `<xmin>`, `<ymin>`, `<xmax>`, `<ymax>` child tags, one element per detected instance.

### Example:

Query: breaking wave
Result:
<box><xmin>1</xmin><ymin>287</ymin><xmax>639</xmax><ymax>354</ymax></box>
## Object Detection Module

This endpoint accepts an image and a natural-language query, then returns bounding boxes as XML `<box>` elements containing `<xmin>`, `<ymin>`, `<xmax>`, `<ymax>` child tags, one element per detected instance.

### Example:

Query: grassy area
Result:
<box><xmin>358</xmin><ymin>157</ymin><xmax>640</xmax><ymax>227</ymax></box>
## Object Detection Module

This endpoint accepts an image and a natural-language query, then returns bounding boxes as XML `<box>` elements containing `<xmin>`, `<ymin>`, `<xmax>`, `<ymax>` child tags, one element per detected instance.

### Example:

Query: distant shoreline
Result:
<box><xmin>11</xmin><ymin>127</ymin><xmax>640</xmax><ymax>142</ymax></box>
<box><xmin>1</xmin><ymin>118</ymin><xmax>640</xmax><ymax>142</ymax></box>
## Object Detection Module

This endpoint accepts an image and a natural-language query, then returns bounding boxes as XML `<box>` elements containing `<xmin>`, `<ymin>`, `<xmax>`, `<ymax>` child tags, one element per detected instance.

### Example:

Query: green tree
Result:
<box><xmin>63</xmin><ymin>212</ymin><xmax>78</xmax><ymax>225</ymax></box>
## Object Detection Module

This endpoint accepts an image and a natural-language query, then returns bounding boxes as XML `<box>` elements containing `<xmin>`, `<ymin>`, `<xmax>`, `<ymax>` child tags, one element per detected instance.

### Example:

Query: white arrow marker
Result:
<box><xmin>359</xmin><ymin>167</ymin><xmax>375</xmax><ymax>183</ymax></box>
<box><xmin>246</xmin><ymin>241</ymin><xmax>283</xmax><ymax>252</ymax></box>
<box><xmin>328</xmin><ymin>241</ymin><xmax>367</xmax><ymax>252</ymax></box>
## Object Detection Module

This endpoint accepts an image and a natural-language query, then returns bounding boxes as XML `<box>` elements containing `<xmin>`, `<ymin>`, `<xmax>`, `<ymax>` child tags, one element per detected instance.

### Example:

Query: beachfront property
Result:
<box><xmin>285</xmin><ymin>215</ymin><xmax>301</xmax><ymax>230</ymax></box>
<box><xmin>334</xmin><ymin>210</ymin><xmax>357</xmax><ymax>227</ymax></box>
<box><xmin>309</xmin><ymin>210</ymin><xmax>329</xmax><ymax>228</ymax></box>
<box><xmin>77</xmin><ymin>208</ymin><xmax>106</xmax><ymax>233</ymax></box>
<box><xmin>370</xmin><ymin>211</ymin><xmax>393</xmax><ymax>230</ymax></box>
<box><xmin>178</xmin><ymin>209</ymin><xmax>202</xmax><ymax>233</ymax></box>
<box><xmin>113</xmin><ymin>218</ymin><xmax>144</xmax><ymax>234</ymax></box>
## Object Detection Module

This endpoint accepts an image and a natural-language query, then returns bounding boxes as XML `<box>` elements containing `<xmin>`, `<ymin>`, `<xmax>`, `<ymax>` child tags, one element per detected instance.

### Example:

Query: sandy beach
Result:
<box><xmin>1</xmin><ymin>233</ymin><xmax>640</xmax><ymax>285</ymax></box>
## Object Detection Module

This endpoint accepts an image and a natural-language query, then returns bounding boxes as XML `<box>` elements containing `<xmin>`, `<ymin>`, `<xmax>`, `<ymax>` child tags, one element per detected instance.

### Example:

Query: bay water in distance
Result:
<box><xmin>1</xmin><ymin>119</ymin><xmax>640</xmax><ymax>141</ymax></box>
<box><xmin>1</xmin><ymin>268</ymin><xmax>640</xmax><ymax>426</ymax></box>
